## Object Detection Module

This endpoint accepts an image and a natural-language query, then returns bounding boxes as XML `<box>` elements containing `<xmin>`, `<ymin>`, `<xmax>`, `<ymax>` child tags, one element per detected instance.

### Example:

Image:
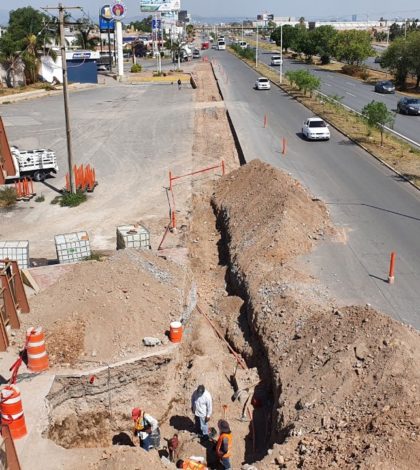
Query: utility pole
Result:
<box><xmin>280</xmin><ymin>23</ymin><xmax>283</xmax><ymax>84</ymax></box>
<box><xmin>44</xmin><ymin>3</ymin><xmax>81</xmax><ymax>194</ymax></box>
<box><xmin>256</xmin><ymin>23</ymin><xmax>259</xmax><ymax>67</ymax></box>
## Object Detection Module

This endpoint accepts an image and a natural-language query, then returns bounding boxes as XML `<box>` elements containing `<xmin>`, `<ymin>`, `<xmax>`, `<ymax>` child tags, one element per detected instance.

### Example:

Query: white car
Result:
<box><xmin>302</xmin><ymin>117</ymin><xmax>330</xmax><ymax>140</ymax></box>
<box><xmin>239</xmin><ymin>41</ymin><xmax>248</xmax><ymax>49</ymax></box>
<box><xmin>271</xmin><ymin>55</ymin><xmax>283</xmax><ymax>66</ymax></box>
<box><xmin>255</xmin><ymin>77</ymin><xmax>271</xmax><ymax>90</ymax></box>
<box><xmin>217</xmin><ymin>41</ymin><xmax>226</xmax><ymax>50</ymax></box>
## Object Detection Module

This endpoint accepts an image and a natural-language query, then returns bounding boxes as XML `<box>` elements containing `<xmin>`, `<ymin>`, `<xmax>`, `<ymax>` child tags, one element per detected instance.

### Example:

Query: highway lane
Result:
<box><xmin>209</xmin><ymin>49</ymin><xmax>420</xmax><ymax>329</ymax></box>
<box><xmin>255</xmin><ymin>48</ymin><xmax>420</xmax><ymax>146</ymax></box>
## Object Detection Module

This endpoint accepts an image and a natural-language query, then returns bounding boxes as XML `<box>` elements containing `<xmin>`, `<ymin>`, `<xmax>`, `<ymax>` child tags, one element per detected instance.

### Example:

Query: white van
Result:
<box><xmin>218</xmin><ymin>40</ymin><xmax>226</xmax><ymax>50</ymax></box>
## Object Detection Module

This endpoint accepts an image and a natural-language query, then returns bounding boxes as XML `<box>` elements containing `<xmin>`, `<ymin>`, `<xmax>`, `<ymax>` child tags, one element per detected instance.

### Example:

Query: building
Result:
<box><xmin>178</xmin><ymin>10</ymin><xmax>190</xmax><ymax>24</ymax></box>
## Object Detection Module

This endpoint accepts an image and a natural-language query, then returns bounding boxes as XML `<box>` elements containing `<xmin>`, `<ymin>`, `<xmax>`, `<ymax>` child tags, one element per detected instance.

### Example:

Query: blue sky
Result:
<box><xmin>2</xmin><ymin>1</ymin><xmax>420</xmax><ymax>20</ymax></box>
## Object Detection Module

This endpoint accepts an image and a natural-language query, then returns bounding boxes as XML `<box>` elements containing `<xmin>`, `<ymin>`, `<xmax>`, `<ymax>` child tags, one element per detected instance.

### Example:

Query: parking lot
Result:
<box><xmin>0</xmin><ymin>80</ymin><xmax>195</xmax><ymax>258</ymax></box>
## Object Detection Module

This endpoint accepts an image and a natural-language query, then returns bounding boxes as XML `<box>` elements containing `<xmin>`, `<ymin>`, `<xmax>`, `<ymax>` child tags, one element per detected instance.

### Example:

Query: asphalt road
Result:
<box><xmin>209</xmin><ymin>49</ymin><xmax>420</xmax><ymax>329</ymax></box>
<box><xmin>255</xmin><ymin>46</ymin><xmax>420</xmax><ymax>146</ymax></box>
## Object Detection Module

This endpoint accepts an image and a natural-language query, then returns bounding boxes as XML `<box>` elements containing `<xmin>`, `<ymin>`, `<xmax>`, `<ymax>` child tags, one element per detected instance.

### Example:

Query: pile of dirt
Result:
<box><xmin>211</xmin><ymin>160</ymin><xmax>420</xmax><ymax>468</ymax></box>
<box><xmin>19</xmin><ymin>249</ymin><xmax>193</xmax><ymax>366</ymax></box>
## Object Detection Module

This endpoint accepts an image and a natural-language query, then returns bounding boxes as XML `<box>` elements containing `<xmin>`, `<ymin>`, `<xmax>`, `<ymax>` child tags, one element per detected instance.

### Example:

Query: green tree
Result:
<box><xmin>333</xmin><ymin>30</ymin><xmax>374</xmax><ymax>65</ymax></box>
<box><xmin>0</xmin><ymin>7</ymin><xmax>55</xmax><ymax>86</ymax></box>
<box><xmin>311</xmin><ymin>25</ymin><xmax>338</xmax><ymax>64</ymax></box>
<box><xmin>130</xmin><ymin>16</ymin><xmax>152</xmax><ymax>33</ymax></box>
<box><xmin>293</xmin><ymin>26</ymin><xmax>316</xmax><ymax>59</ymax></box>
<box><xmin>381</xmin><ymin>36</ymin><xmax>411</xmax><ymax>88</ymax></box>
<box><xmin>270</xmin><ymin>24</ymin><xmax>297</xmax><ymax>52</ymax></box>
<box><xmin>73</xmin><ymin>18</ymin><xmax>99</xmax><ymax>50</ymax></box>
<box><xmin>286</xmin><ymin>69</ymin><xmax>321</xmax><ymax>95</ymax></box>
<box><xmin>407</xmin><ymin>31</ymin><xmax>420</xmax><ymax>88</ymax></box>
<box><xmin>361</xmin><ymin>101</ymin><xmax>395</xmax><ymax>146</ymax></box>
<box><xmin>186</xmin><ymin>24</ymin><xmax>194</xmax><ymax>39</ymax></box>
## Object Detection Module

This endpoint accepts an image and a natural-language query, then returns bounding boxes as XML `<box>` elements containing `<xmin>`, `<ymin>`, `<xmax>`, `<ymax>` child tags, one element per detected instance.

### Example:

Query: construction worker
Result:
<box><xmin>131</xmin><ymin>408</ymin><xmax>160</xmax><ymax>451</ymax></box>
<box><xmin>191</xmin><ymin>384</ymin><xmax>212</xmax><ymax>439</ymax></box>
<box><xmin>216</xmin><ymin>419</ymin><xmax>232</xmax><ymax>470</ymax></box>
<box><xmin>176</xmin><ymin>459</ymin><xmax>208</xmax><ymax>469</ymax></box>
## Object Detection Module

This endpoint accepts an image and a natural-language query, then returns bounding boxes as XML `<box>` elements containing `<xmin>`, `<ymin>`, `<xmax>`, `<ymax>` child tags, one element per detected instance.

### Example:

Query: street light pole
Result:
<box><xmin>256</xmin><ymin>23</ymin><xmax>259</xmax><ymax>67</ymax></box>
<box><xmin>280</xmin><ymin>23</ymin><xmax>283</xmax><ymax>84</ymax></box>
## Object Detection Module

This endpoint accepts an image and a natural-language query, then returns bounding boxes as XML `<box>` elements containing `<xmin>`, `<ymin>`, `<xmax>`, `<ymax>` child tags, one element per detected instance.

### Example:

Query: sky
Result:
<box><xmin>2</xmin><ymin>0</ymin><xmax>420</xmax><ymax>21</ymax></box>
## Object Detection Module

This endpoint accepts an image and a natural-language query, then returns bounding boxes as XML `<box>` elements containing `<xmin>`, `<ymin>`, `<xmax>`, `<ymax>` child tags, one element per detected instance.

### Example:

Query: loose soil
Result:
<box><xmin>210</xmin><ymin>159</ymin><xmax>420</xmax><ymax>469</ymax></box>
<box><xmin>16</xmin><ymin>249</ymin><xmax>194</xmax><ymax>367</ymax></box>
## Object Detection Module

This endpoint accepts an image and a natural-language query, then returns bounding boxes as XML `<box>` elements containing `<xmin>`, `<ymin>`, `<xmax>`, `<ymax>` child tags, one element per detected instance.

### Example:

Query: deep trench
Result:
<box><xmin>212</xmin><ymin>199</ymin><xmax>280</xmax><ymax>463</ymax></box>
<box><xmin>45</xmin><ymin>354</ymin><xmax>175</xmax><ymax>449</ymax></box>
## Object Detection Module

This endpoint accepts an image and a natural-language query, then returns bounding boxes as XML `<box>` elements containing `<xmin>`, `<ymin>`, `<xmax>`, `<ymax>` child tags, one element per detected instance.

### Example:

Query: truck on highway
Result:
<box><xmin>6</xmin><ymin>146</ymin><xmax>58</xmax><ymax>182</ymax></box>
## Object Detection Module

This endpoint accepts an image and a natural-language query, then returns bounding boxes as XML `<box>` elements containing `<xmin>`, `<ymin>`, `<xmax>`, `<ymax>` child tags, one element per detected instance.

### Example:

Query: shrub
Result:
<box><xmin>130</xmin><ymin>63</ymin><xmax>142</xmax><ymax>73</ymax></box>
<box><xmin>35</xmin><ymin>195</ymin><xmax>45</xmax><ymax>202</ymax></box>
<box><xmin>0</xmin><ymin>187</ymin><xmax>17</xmax><ymax>208</ymax></box>
<box><xmin>60</xmin><ymin>190</ymin><xmax>87</xmax><ymax>207</ymax></box>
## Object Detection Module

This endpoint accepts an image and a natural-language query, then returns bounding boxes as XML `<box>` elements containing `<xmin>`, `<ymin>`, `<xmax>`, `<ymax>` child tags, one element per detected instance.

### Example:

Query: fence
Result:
<box><xmin>0</xmin><ymin>260</ymin><xmax>30</xmax><ymax>351</ymax></box>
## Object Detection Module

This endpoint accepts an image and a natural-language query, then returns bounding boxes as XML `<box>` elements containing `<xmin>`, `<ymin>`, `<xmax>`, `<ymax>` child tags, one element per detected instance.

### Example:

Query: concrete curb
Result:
<box><xmin>0</xmin><ymin>83</ymin><xmax>100</xmax><ymax>104</ymax></box>
<box><xmin>227</xmin><ymin>49</ymin><xmax>420</xmax><ymax>192</ymax></box>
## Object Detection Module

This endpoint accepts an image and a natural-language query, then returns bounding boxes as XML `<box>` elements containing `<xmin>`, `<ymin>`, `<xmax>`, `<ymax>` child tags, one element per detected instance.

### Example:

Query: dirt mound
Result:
<box><xmin>19</xmin><ymin>249</ymin><xmax>193</xmax><ymax>366</ymax></box>
<box><xmin>212</xmin><ymin>160</ymin><xmax>420</xmax><ymax>468</ymax></box>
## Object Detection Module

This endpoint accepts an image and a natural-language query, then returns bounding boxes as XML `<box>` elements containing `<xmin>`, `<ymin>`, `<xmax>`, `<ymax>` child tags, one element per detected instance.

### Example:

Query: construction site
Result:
<box><xmin>0</xmin><ymin>57</ymin><xmax>420</xmax><ymax>470</ymax></box>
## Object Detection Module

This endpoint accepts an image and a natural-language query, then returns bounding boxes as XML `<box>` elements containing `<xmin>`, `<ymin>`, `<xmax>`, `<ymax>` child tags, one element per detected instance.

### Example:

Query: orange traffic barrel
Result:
<box><xmin>26</xmin><ymin>327</ymin><xmax>49</xmax><ymax>372</ymax></box>
<box><xmin>169</xmin><ymin>321</ymin><xmax>183</xmax><ymax>343</ymax></box>
<box><xmin>1</xmin><ymin>385</ymin><xmax>27</xmax><ymax>439</ymax></box>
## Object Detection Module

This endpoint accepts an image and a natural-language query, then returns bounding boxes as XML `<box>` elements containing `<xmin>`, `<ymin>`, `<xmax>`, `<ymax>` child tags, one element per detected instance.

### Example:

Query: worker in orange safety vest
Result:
<box><xmin>176</xmin><ymin>459</ymin><xmax>208</xmax><ymax>469</ymax></box>
<box><xmin>215</xmin><ymin>419</ymin><xmax>232</xmax><ymax>470</ymax></box>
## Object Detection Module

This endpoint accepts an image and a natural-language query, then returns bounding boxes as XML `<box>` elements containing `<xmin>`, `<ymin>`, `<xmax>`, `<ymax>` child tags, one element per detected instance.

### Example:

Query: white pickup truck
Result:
<box><xmin>6</xmin><ymin>146</ymin><xmax>59</xmax><ymax>182</ymax></box>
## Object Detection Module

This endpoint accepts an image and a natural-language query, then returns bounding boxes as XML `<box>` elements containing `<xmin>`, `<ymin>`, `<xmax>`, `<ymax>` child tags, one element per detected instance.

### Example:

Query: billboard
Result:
<box><xmin>140</xmin><ymin>1</ymin><xmax>181</xmax><ymax>13</ymax></box>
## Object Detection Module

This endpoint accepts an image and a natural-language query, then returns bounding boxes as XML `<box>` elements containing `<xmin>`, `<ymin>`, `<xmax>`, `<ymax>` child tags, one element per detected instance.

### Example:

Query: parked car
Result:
<box><xmin>192</xmin><ymin>49</ymin><xmax>201</xmax><ymax>59</ymax></box>
<box><xmin>302</xmin><ymin>117</ymin><xmax>330</xmax><ymax>140</ymax></box>
<box><xmin>255</xmin><ymin>77</ymin><xmax>271</xmax><ymax>90</ymax></box>
<box><xmin>270</xmin><ymin>55</ymin><xmax>283</xmax><ymax>66</ymax></box>
<box><xmin>397</xmin><ymin>97</ymin><xmax>420</xmax><ymax>115</ymax></box>
<box><xmin>374</xmin><ymin>80</ymin><xmax>395</xmax><ymax>94</ymax></box>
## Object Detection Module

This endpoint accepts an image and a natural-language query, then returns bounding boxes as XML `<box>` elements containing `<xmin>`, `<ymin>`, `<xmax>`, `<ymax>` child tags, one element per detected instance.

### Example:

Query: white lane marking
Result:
<box><xmin>345</xmin><ymin>82</ymin><xmax>356</xmax><ymax>86</ymax></box>
<box><xmin>346</xmin><ymin>91</ymin><xmax>356</xmax><ymax>97</ymax></box>
<box><xmin>325</xmin><ymin>83</ymin><xmax>332</xmax><ymax>87</ymax></box>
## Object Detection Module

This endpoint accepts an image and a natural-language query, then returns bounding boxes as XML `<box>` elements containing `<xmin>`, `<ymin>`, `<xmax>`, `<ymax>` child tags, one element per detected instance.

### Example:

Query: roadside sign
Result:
<box><xmin>152</xmin><ymin>19</ymin><xmax>162</xmax><ymax>30</ymax></box>
<box><xmin>111</xmin><ymin>2</ymin><xmax>126</xmax><ymax>20</ymax></box>
<box><xmin>99</xmin><ymin>4</ymin><xmax>115</xmax><ymax>32</ymax></box>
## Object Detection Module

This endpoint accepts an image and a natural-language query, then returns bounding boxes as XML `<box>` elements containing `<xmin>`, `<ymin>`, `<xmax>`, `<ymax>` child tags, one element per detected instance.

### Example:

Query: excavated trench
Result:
<box><xmin>46</xmin><ymin>354</ymin><xmax>176</xmax><ymax>449</ymax></box>
<box><xmin>212</xmin><ymin>199</ymin><xmax>281</xmax><ymax>458</ymax></box>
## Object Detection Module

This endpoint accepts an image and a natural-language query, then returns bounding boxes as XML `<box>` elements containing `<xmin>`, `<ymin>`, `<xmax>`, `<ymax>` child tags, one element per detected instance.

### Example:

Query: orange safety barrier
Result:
<box><xmin>388</xmin><ymin>252</ymin><xmax>396</xmax><ymax>284</ymax></box>
<box><xmin>26</xmin><ymin>327</ymin><xmax>49</xmax><ymax>372</ymax></box>
<box><xmin>0</xmin><ymin>385</ymin><xmax>27</xmax><ymax>440</ymax></box>
<box><xmin>169</xmin><ymin>160</ymin><xmax>225</xmax><ymax>191</ymax></box>
<box><xmin>65</xmin><ymin>164</ymin><xmax>97</xmax><ymax>193</ymax></box>
<box><xmin>14</xmin><ymin>178</ymin><xmax>35</xmax><ymax>200</ymax></box>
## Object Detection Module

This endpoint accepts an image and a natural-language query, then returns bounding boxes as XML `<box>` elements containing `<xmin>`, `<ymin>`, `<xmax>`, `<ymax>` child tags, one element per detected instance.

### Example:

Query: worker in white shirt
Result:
<box><xmin>132</xmin><ymin>408</ymin><xmax>160</xmax><ymax>451</ymax></box>
<box><xmin>191</xmin><ymin>385</ymin><xmax>212</xmax><ymax>440</ymax></box>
